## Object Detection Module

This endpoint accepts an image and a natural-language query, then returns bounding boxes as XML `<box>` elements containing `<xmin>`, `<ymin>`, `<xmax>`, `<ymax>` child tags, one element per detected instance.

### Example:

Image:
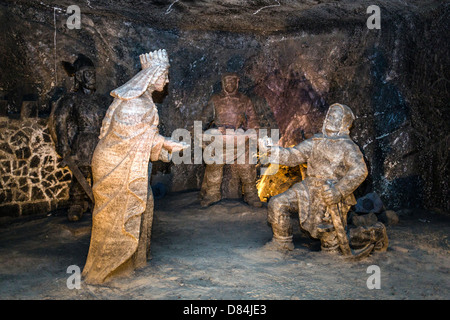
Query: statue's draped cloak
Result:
<box><xmin>82</xmin><ymin>95</ymin><xmax>162</xmax><ymax>284</ymax></box>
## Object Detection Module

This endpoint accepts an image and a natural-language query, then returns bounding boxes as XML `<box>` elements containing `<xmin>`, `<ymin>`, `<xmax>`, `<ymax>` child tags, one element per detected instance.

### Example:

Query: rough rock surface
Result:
<box><xmin>0</xmin><ymin>0</ymin><xmax>448</xmax><ymax>215</ymax></box>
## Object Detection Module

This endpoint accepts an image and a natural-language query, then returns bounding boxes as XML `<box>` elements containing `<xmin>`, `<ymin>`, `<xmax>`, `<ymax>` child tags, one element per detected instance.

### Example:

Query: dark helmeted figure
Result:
<box><xmin>52</xmin><ymin>54</ymin><xmax>107</xmax><ymax>221</ymax></box>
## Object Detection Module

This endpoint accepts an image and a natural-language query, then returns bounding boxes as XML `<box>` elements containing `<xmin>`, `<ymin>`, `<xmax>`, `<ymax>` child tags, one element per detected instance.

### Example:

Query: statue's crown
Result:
<box><xmin>139</xmin><ymin>49</ymin><xmax>169</xmax><ymax>70</ymax></box>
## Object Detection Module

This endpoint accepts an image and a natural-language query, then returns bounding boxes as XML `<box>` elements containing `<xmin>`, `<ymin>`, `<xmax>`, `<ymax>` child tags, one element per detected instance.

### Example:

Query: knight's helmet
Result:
<box><xmin>322</xmin><ymin>103</ymin><xmax>356</xmax><ymax>137</ymax></box>
<box><xmin>61</xmin><ymin>54</ymin><xmax>96</xmax><ymax>92</ymax></box>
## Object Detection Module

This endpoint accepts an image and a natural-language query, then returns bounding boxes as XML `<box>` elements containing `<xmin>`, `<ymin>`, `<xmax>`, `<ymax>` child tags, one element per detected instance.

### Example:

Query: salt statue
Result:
<box><xmin>82</xmin><ymin>49</ymin><xmax>188</xmax><ymax>284</ymax></box>
<box><xmin>199</xmin><ymin>73</ymin><xmax>262</xmax><ymax>208</ymax></box>
<box><xmin>50</xmin><ymin>54</ymin><xmax>107</xmax><ymax>221</ymax></box>
<box><xmin>262</xmin><ymin>103</ymin><xmax>388</xmax><ymax>259</ymax></box>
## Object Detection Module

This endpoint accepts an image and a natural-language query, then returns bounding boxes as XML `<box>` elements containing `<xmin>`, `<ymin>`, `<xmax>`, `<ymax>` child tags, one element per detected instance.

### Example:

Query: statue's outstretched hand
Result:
<box><xmin>258</xmin><ymin>135</ymin><xmax>274</xmax><ymax>164</ymax></box>
<box><xmin>163</xmin><ymin>138</ymin><xmax>190</xmax><ymax>153</ymax></box>
<box><xmin>258</xmin><ymin>136</ymin><xmax>273</xmax><ymax>149</ymax></box>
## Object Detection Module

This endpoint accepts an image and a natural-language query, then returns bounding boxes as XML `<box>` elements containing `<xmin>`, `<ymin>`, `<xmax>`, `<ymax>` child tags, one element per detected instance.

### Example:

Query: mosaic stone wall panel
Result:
<box><xmin>0</xmin><ymin>117</ymin><xmax>72</xmax><ymax>217</ymax></box>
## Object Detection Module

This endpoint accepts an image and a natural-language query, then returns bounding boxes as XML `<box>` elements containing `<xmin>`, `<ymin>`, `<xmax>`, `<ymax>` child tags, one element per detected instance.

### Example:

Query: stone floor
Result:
<box><xmin>0</xmin><ymin>191</ymin><xmax>449</xmax><ymax>300</ymax></box>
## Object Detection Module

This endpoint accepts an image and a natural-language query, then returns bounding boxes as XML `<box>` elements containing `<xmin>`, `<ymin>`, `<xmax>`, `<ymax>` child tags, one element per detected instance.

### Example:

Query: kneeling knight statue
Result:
<box><xmin>262</xmin><ymin>103</ymin><xmax>388</xmax><ymax>259</ymax></box>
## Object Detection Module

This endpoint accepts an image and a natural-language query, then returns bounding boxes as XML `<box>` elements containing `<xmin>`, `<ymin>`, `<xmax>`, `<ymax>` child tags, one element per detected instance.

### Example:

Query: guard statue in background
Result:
<box><xmin>200</xmin><ymin>73</ymin><xmax>262</xmax><ymax>208</ymax></box>
<box><xmin>262</xmin><ymin>103</ymin><xmax>388</xmax><ymax>259</ymax></box>
<box><xmin>51</xmin><ymin>54</ymin><xmax>107</xmax><ymax>221</ymax></box>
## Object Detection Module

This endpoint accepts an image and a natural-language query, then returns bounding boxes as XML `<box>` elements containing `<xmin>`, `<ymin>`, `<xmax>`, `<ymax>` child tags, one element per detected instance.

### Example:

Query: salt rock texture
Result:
<box><xmin>0</xmin><ymin>0</ymin><xmax>448</xmax><ymax>216</ymax></box>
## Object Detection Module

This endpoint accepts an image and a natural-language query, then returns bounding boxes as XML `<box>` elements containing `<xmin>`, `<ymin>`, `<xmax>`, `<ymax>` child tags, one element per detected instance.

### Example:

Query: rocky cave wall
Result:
<box><xmin>0</xmin><ymin>0</ymin><xmax>448</xmax><ymax>218</ymax></box>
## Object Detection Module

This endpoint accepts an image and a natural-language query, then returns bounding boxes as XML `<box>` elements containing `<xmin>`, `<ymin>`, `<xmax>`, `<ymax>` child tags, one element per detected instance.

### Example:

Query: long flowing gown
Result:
<box><xmin>82</xmin><ymin>92</ymin><xmax>168</xmax><ymax>284</ymax></box>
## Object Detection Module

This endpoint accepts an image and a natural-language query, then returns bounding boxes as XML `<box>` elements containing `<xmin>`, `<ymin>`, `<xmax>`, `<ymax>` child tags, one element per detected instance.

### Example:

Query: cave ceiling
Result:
<box><xmin>3</xmin><ymin>0</ymin><xmax>444</xmax><ymax>34</ymax></box>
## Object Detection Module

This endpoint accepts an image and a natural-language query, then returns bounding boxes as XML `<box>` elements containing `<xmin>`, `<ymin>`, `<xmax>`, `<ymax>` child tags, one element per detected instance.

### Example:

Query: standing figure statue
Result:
<box><xmin>82</xmin><ymin>49</ymin><xmax>188</xmax><ymax>284</ymax></box>
<box><xmin>51</xmin><ymin>54</ymin><xmax>107</xmax><ymax>222</ymax></box>
<box><xmin>262</xmin><ymin>103</ymin><xmax>388</xmax><ymax>258</ymax></box>
<box><xmin>200</xmin><ymin>73</ymin><xmax>262</xmax><ymax>208</ymax></box>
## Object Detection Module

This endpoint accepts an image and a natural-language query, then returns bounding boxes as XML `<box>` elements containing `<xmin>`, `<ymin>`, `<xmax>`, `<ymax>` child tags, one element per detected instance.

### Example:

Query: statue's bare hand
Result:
<box><xmin>322</xmin><ymin>184</ymin><xmax>342</xmax><ymax>206</ymax></box>
<box><xmin>163</xmin><ymin>139</ymin><xmax>190</xmax><ymax>153</ymax></box>
<box><xmin>258</xmin><ymin>136</ymin><xmax>273</xmax><ymax>149</ymax></box>
<box><xmin>258</xmin><ymin>136</ymin><xmax>275</xmax><ymax>164</ymax></box>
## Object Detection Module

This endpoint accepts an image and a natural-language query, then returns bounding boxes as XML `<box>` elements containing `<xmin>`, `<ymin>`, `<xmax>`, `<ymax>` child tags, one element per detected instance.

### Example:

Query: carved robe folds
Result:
<box><xmin>82</xmin><ymin>49</ymin><xmax>183</xmax><ymax>284</ymax></box>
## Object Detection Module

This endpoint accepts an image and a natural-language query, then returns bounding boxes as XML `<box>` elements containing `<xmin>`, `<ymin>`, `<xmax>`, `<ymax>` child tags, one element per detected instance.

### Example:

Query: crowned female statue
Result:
<box><xmin>82</xmin><ymin>49</ymin><xmax>188</xmax><ymax>284</ymax></box>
